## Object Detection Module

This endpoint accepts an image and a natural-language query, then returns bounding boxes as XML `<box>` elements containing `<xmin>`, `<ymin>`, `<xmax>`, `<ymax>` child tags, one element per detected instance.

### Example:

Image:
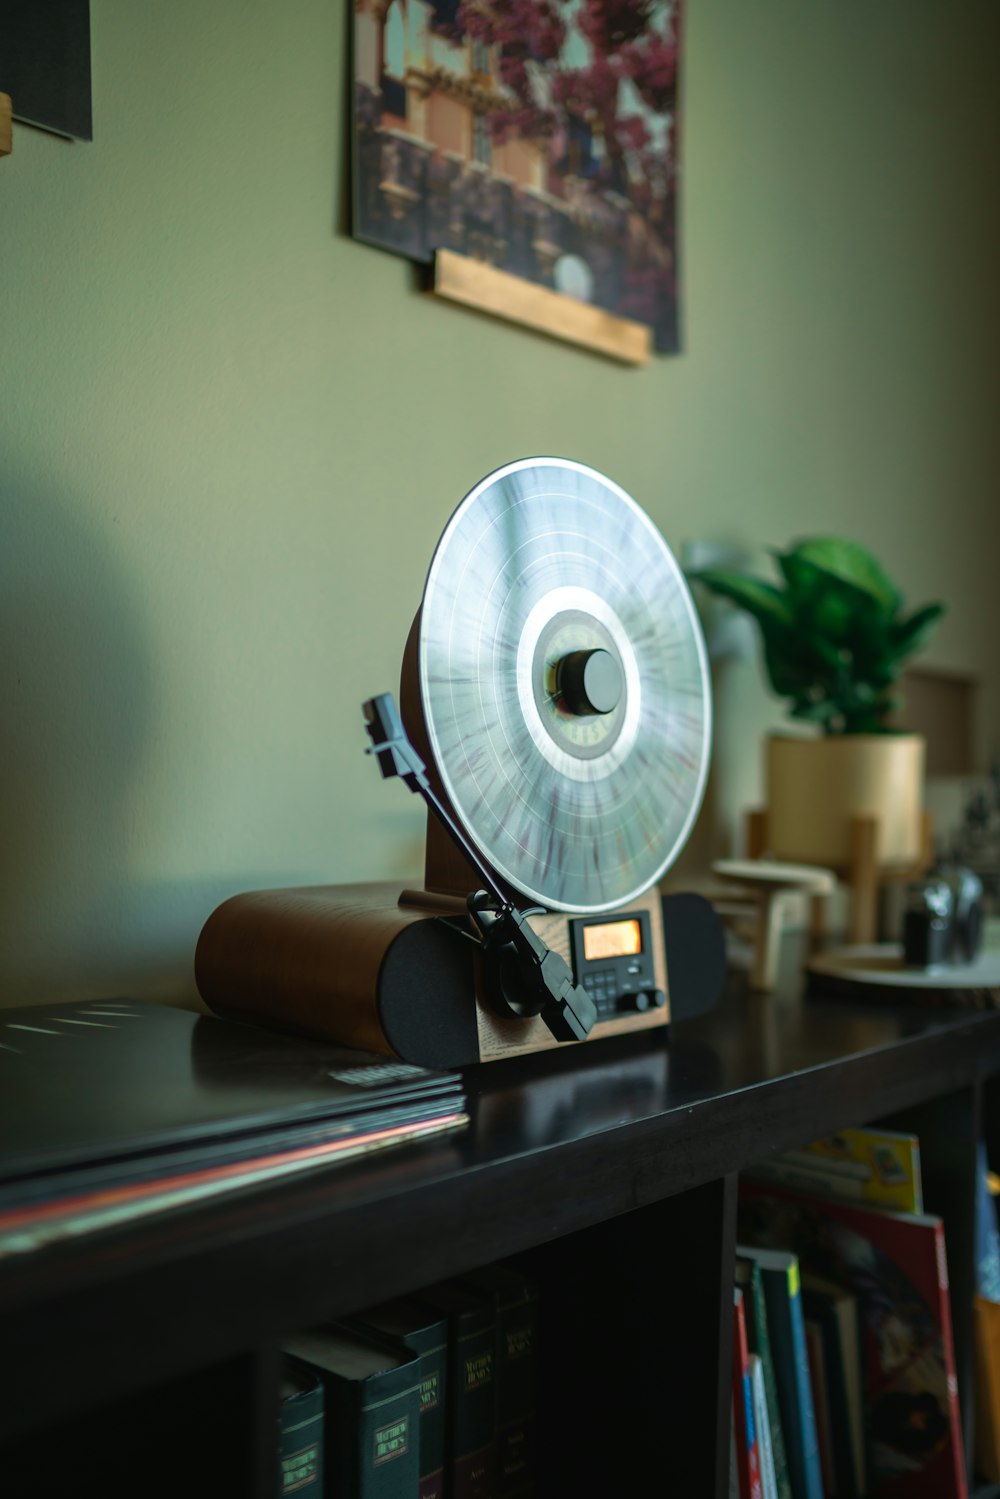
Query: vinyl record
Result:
<box><xmin>415</xmin><ymin>458</ymin><xmax>711</xmax><ymax>914</ymax></box>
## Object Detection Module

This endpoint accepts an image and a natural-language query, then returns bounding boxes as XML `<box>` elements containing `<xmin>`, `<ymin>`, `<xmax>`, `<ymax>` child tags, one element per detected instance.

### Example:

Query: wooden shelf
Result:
<box><xmin>429</xmin><ymin>249</ymin><xmax>652</xmax><ymax>365</ymax></box>
<box><xmin>0</xmin><ymin>94</ymin><xmax>12</xmax><ymax>158</ymax></box>
<box><xmin>3</xmin><ymin>946</ymin><xmax>1000</xmax><ymax>1494</ymax></box>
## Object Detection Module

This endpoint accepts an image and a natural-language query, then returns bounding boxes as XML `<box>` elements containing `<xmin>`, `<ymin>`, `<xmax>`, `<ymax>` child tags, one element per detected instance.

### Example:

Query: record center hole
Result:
<box><xmin>555</xmin><ymin>649</ymin><xmax>623</xmax><ymax>716</ymax></box>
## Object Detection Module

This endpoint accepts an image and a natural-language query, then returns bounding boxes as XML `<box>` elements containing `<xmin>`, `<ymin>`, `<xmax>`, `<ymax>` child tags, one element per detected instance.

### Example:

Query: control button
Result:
<box><xmin>632</xmin><ymin>991</ymin><xmax>651</xmax><ymax>1012</ymax></box>
<box><xmin>651</xmin><ymin>989</ymin><xmax>666</xmax><ymax>1008</ymax></box>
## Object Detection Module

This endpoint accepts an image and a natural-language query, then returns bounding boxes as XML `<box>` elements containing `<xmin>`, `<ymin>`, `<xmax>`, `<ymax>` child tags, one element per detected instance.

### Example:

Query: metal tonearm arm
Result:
<box><xmin>363</xmin><ymin>693</ymin><xmax>508</xmax><ymax>907</ymax></box>
<box><xmin>363</xmin><ymin>693</ymin><xmax>596</xmax><ymax>1044</ymax></box>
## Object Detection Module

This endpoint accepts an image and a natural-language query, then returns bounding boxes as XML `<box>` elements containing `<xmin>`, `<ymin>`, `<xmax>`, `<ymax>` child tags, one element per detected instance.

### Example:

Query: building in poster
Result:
<box><xmin>353</xmin><ymin>0</ymin><xmax>681</xmax><ymax>351</ymax></box>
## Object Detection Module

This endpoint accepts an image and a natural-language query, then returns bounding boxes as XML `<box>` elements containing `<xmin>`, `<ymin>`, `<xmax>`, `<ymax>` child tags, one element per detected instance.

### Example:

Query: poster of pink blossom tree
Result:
<box><xmin>353</xmin><ymin>0</ymin><xmax>683</xmax><ymax>351</ymax></box>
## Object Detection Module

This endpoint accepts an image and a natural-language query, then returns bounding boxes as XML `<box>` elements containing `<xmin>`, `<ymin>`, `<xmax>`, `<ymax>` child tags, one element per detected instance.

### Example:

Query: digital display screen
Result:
<box><xmin>582</xmin><ymin>919</ymin><xmax>642</xmax><ymax>961</ymax></box>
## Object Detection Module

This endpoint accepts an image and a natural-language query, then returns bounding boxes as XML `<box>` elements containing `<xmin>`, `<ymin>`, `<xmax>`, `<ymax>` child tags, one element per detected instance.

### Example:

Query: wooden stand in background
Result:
<box><xmin>746</xmin><ymin>807</ymin><xmax>933</xmax><ymax>945</ymax></box>
<box><xmin>0</xmin><ymin>95</ymin><xmax>12</xmax><ymax>158</ymax></box>
<box><xmin>712</xmin><ymin>858</ymin><xmax>836</xmax><ymax>989</ymax></box>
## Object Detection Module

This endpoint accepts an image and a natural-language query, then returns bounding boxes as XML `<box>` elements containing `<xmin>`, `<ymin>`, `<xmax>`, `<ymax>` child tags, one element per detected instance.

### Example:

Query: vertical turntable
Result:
<box><xmin>195</xmin><ymin>459</ymin><xmax>721</xmax><ymax>1066</ymax></box>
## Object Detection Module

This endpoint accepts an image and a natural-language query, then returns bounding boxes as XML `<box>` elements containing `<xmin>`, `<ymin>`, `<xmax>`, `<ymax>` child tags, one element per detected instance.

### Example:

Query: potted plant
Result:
<box><xmin>690</xmin><ymin>537</ymin><xmax>945</xmax><ymax>867</ymax></box>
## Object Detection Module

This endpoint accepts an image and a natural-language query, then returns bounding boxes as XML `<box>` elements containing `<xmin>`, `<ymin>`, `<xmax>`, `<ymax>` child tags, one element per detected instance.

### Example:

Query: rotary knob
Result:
<box><xmin>556</xmin><ymin>648</ymin><xmax>624</xmax><ymax>716</ymax></box>
<box><xmin>625</xmin><ymin>990</ymin><xmax>667</xmax><ymax>1012</ymax></box>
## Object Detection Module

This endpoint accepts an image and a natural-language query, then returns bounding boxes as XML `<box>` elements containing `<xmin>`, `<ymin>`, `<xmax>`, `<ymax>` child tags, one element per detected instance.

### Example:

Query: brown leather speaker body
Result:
<box><xmin>195</xmin><ymin>881</ymin><xmax>670</xmax><ymax>1068</ymax></box>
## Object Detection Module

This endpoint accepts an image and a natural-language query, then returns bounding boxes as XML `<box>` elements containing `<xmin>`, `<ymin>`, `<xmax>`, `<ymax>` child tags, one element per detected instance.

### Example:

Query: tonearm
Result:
<box><xmin>363</xmin><ymin>693</ymin><xmax>597</xmax><ymax>1043</ymax></box>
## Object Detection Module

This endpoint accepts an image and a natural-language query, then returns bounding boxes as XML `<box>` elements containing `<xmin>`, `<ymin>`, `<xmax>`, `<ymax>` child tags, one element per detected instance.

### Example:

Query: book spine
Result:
<box><xmin>345</xmin><ymin>1307</ymin><xmax>449</xmax><ymax>1499</ymax></box>
<box><xmin>934</xmin><ymin>1221</ymin><xmax>970</xmax><ymax>1499</ymax></box>
<box><xmin>976</xmin><ymin>1140</ymin><xmax>1000</xmax><ymax>1300</ymax></box>
<box><xmin>750</xmin><ymin>1354</ymin><xmax>778</xmax><ymax>1499</ymax></box>
<box><xmin>801</xmin><ymin>1291</ymin><xmax>860</xmax><ymax>1499</ymax></box>
<box><xmin>354</xmin><ymin>1382</ymin><xmax>423</xmax><ymax>1499</ymax></box>
<box><xmin>452</xmin><ymin>1317</ymin><xmax>496</xmax><ymax>1499</ymax></box>
<box><xmin>278</xmin><ymin>1375</ymin><xmax>324</xmax><ymax>1496</ymax></box>
<box><xmin>729</xmin><ymin>1404</ymin><xmax>741</xmax><ymax>1499</ymax></box>
<box><xmin>743</xmin><ymin>1262</ymin><xmax>792</xmax><ymax>1499</ymax></box>
<box><xmin>495</xmin><ymin>1285</ymin><xmax>538</xmax><ymax>1498</ymax></box>
<box><xmin>762</xmin><ymin>1261</ymin><xmax>823</xmax><ymax>1499</ymax></box>
<box><xmin>311</xmin><ymin>1369</ymin><xmax>421</xmax><ymax>1499</ymax></box>
<box><xmin>732</xmin><ymin>1290</ymin><xmax>763</xmax><ymax>1499</ymax></box>
<box><xmin>416</xmin><ymin>1337</ymin><xmax>448</xmax><ymax>1499</ymax></box>
<box><xmin>803</xmin><ymin>1320</ymin><xmax>833</xmax><ymax>1494</ymax></box>
<box><xmin>974</xmin><ymin>1294</ymin><xmax>1000</xmax><ymax>1485</ymax></box>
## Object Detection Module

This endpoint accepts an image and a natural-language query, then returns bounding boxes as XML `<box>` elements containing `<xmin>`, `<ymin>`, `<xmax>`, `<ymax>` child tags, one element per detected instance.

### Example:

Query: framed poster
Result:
<box><xmin>353</xmin><ymin>1</ymin><xmax>682</xmax><ymax>353</ymax></box>
<box><xmin>0</xmin><ymin>0</ymin><xmax>92</xmax><ymax>141</ymax></box>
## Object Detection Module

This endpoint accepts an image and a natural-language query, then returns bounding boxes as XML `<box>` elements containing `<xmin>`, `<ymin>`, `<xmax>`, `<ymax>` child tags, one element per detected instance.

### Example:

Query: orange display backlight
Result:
<box><xmin>582</xmin><ymin>919</ymin><xmax>642</xmax><ymax>961</ymax></box>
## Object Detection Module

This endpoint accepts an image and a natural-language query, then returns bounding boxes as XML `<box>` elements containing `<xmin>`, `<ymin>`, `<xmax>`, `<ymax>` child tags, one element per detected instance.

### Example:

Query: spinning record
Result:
<box><xmin>412</xmin><ymin>458</ymin><xmax>712</xmax><ymax>914</ymax></box>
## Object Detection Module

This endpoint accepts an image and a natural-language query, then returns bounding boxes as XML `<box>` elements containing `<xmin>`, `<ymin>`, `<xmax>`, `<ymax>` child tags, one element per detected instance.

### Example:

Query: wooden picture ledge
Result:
<box><xmin>0</xmin><ymin>94</ymin><xmax>12</xmax><ymax>158</ymax></box>
<box><xmin>430</xmin><ymin>249</ymin><xmax>651</xmax><ymax>366</ymax></box>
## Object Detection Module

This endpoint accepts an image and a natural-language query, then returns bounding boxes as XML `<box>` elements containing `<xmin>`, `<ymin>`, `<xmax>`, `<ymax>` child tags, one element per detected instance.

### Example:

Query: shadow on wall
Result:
<box><xmin>0</xmin><ymin>469</ymin><xmax>160</xmax><ymax>1004</ymax></box>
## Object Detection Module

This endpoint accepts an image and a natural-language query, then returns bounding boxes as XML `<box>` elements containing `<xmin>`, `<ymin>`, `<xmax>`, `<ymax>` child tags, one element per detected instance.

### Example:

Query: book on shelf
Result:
<box><xmin>740</xmin><ymin>1174</ymin><xmax>968</xmax><ymax>1499</ymax></box>
<box><xmin>730</xmin><ymin>1404</ymin><xmax>741</xmax><ymax>1499</ymax></box>
<box><xmin>803</xmin><ymin>1318</ymin><xmax>834</xmax><ymax>1493</ymax></box>
<box><xmin>347</xmin><ymin>1298</ymin><xmax>449</xmax><ymax>1499</ymax></box>
<box><xmin>747</xmin><ymin>1125</ymin><xmax>923</xmax><ymax>1215</ymax></box>
<box><xmin>732</xmin><ymin>1288</ymin><xmax>764</xmax><ymax>1499</ymax></box>
<box><xmin>283</xmin><ymin>1324</ymin><xmax>422</xmax><ymax>1498</ymax></box>
<box><xmin>974</xmin><ymin>1293</ymin><xmax>1000</xmax><ymax>1484</ymax></box>
<box><xmin>801</xmin><ymin>1271</ymin><xmax>865</xmax><ymax>1498</ymax></box>
<box><xmin>414</xmin><ymin>1281</ymin><xmax>497</xmax><ymax>1499</ymax></box>
<box><xmin>975</xmin><ymin>1139</ymin><xmax>1000</xmax><ymax>1301</ymax></box>
<box><xmin>459</xmin><ymin>1263</ymin><xmax>538</xmax><ymax>1499</ymax></box>
<box><xmin>0</xmin><ymin>999</ymin><xmax>467</xmax><ymax>1255</ymax></box>
<box><xmin>736</xmin><ymin>1244</ymin><xmax>823</xmax><ymax>1499</ymax></box>
<box><xmin>735</xmin><ymin>1249</ymin><xmax>792</xmax><ymax>1499</ymax></box>
<box><xmin>750</xmin><ymin>1353</ymin><xmax>779</xmax><ymax>1499</ymax></box>
<box><xmin>278</xmin><ymin>1356</ymin><xmax>325</xmax><ymax>1497</ymax></box>
<box><xmin>974</xmin><ymin>1139</ymin><xmax>1000</xmax><ymax>1486</ymax></box>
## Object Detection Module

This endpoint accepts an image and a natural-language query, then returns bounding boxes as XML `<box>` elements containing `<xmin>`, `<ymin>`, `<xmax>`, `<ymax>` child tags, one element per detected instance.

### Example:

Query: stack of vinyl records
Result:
<box><xmin>0</xmin><ymin>999</ymin><xmax>467</xmax><ymax>1257</ymax></box>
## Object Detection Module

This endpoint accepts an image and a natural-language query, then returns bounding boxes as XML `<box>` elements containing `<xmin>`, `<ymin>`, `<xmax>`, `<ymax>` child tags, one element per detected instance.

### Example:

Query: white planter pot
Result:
<box><xmin>766</xmin><ymin>732</ymin><xmax>925</xmax><ymax>868</ymax></box>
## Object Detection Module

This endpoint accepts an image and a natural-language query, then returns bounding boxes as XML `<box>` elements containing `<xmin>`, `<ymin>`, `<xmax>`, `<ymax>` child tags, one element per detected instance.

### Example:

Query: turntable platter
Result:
<box><xmin>413</xmin><ymin>458</ymin><xmax>711</xmax><ymax>914</ymax></box>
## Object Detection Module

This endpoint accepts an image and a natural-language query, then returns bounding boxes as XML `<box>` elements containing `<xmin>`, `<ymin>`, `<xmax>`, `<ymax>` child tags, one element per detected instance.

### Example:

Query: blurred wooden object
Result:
<box><xmin>712</xmin><ymin>858</ymin><xmax>836</xmax><ymax>990</ymax></box>
<box><xmin>766</xmin><ymin>732</ymin><xmax>925</xmax><ymax>867</ymax></box>
<box><xmin>430</xmin><ymin>249</ymin><xmax>652</xmax><ymax>366</ymax></box>
<box><xmin>0</xmin><ymin>95</ymin><xmax>12</xmax><ymax>158</ymax></box>
<box><xmin>746</xmin><ymin>807</ymin><xmax>934</xmax><ymax>946</ymax></box>
<box><xmin>893</xmin><ymin>666</ymin><xmax>977</xmax><ymax>776</ymax></box>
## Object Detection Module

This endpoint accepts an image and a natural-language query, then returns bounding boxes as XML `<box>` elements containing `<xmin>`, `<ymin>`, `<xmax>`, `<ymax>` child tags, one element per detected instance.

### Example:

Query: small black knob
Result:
<box><xmin>556</xmin><ymin>649</ymin><xmax>623</xmax><ymax>716</ymax></box>
<box><xmin>628</xmin><ymin>990</ymin><xmax>666</xmax><ymax>1013</ymax></box>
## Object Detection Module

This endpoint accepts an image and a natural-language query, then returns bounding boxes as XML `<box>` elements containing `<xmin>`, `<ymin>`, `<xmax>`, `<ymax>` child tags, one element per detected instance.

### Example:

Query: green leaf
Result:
<box><xmin>689</xmin><ymin>543</ymin><xmax>942</xmax><ymax>734</ymax></box>
<box><xmin>760</xmin><ymin>641</ymin><xmax>815</xmax><ymax>698</ymax></box>
<box><xmin>759</xmin><ymin>622</ymin><xmax>837</xmax><ymax>699</ymax></box>
<box><xmin>784</xmin><ymin>537</ymin><xmax>902</xmax><ymax>618</ymax></box>
<box><xmin>788</xmin><ymin>697</ymin><xmax>840</xmax><ymax>725</ymax></box>
<box><xmin>687</xmin><ymin>571</ymin><xmax>795</xmax><ymax>630</ymax></box>
<box><xmin>777</xmin><ymin>552</ymin><xmax>885</xmax><ymax>651</ymax></box>
<box><xmin>889</xmin><ymin>601</ymin><xmax>946</xmax><ymax>661</ymax></box>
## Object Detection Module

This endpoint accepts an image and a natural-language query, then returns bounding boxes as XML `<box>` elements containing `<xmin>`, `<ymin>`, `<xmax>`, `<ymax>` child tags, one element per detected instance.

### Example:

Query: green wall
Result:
<box><xmin>1</xmin><ymin>0</ymin><xmax>998</xmax><ymax>1005</ymax></box>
